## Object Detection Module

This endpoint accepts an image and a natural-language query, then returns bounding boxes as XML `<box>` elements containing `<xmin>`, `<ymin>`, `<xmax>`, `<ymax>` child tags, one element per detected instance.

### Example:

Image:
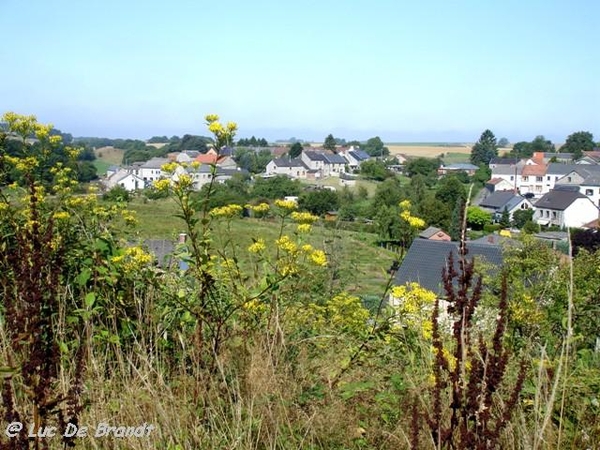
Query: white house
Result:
<box><xmin>104</xmin><ymin>169</ymin><xmax>145</xmax><ymax>191</ymax></box>
<box><xmin>533</xmin><ymin>186</ymin><xmax>600</xmax><ymax>228</ymax></box>
<box><xmin>130</xmin><ymin>157</ymin><xmax>170</xmax><ymax>184</ymax></box>
<box><xmin>339</xmin><ymin>147</ymin><xmax>370</xmax><ymax>171</ymax></box>
<box><xmin>479</xmin><ymin>191</ymin><xmax>532</xmax><ymax>222</ymax></box>
<box><xmin>554</xmin><ymin>167</ymin><xmax>600</xmax><ymax>209</ymax></box>
<box><xmin>265</xmin><ymin>158</ymin><xmax>308</xmax><ymax>179</ymax></box>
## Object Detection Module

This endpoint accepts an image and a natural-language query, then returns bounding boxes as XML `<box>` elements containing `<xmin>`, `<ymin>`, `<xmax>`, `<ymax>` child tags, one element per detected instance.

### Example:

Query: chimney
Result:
<box><xmin>178</xmin><ymin>233</ymin><xmax>187</xmax><ymax>244</ymax></box>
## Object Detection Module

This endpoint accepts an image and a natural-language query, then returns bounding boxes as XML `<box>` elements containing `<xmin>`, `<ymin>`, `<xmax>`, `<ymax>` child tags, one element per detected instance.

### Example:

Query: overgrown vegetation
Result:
<box><xmin>1</xmin><ymin>112</ymin><xmax>599</xmax><ymax>449</ymax></box>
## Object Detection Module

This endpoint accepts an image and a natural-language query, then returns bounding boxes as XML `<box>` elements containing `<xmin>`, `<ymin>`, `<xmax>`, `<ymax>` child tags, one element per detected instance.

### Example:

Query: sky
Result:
<box><xmin>1</xmin><ymin>0</ymin><xmax>598</xmax><ymax>143</ymax></box>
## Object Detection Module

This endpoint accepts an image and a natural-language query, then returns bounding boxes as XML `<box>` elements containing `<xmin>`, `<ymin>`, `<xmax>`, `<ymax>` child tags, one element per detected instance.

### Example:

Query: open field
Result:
<box><xmin>387</xmin><ymin>143</ymin><xmax>472</xmax><ymax>158</ymax></box>
<box><xmin>94</xmin><ymin>146</ymin><xmax>124</xmax><ymax>165</ymax></box>
<box><xmin>126</xmin><ymin>197</ymin><xmax>397</xmax><ymax>297</ymax></box>
<box><xmin>93</xmin><ymin>159</ymin><xmax>111</xmax><ymax>175</ymax></box>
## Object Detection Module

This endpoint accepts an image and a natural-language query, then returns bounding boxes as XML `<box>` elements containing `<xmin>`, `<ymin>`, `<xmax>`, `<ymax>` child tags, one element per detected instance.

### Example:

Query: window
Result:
<box><xmin>586</xmin><ymin>189</ymin><xmax>594</xmax><ymax>196</ymax></box>
<box><xmin>510</xmin><ymin>175</ymin><xmax>514</xmax><ymax>181</ymax></box>
<box><xmin>536</xmin><ymin>176</ymin><xmax>543</xmax><ymax>182</ymax></box>
<box><xmin>545</xmin><ymin>210</ymin><xmax>549</xmax><ymax>217</ymax></box>
<box><xmin>522</xmin><ymin>176</ymin><xmax>529</xmax><ymax>181</ymax></box>
<box><xmin>567</xmin><ymin>177</ymin><xmax>572</xmax><ymax>182</ymax></box>
<box><xmin>547</xmin><ymin>176</ymin><xmax>550</xmax><ymax>180</ymax></box>
<box><xmin>552</xmin><ymin>211</ymin><xmax>557</xmax><ymax>219</ymax></box>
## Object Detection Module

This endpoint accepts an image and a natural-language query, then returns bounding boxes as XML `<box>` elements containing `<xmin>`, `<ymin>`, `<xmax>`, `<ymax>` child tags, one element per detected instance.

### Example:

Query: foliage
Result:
<box><xmin>363</xmin><ymin>136</ymin><xmax>389</xmax><ymax>157</ymax></box>
<box><xmin>435</xmin><ymin>175</ymin><xmax>467</xmax><ymax>206</ymax></box>
<box><xmin>234</xmin><ymin>147</ymin><xmax>272</xmax><ymax>173</ymax></box>
<box><xmin>470</xmin><ymin>129</ymin><xmax>498</xmax><ymax>165</ymax></box>
<box><xmin>359</xmin><ymin>159</ymin><xmax>392</xmax><ymax>180</ymax></box>
<box><xmin>298</xmin><ymin>188</ymin><xmax>340</xmax><ymax>216</ymax></box>
<box><xmin>102</xmin><ymin>184</ymin><xmax>131</xmax><ymax>202</ymax></box>
<box><xmin>288</xmin><ymin>141</ymin><xmax>303</xmax><ymax>158</ymax></box>
<box><xmin>411</xmin><ymin>247</ymin><xmax>526</xmax><ymax>449</ymax></box>
<box><xmin>466</xmin><ymin>206</ymin><xmax>491</xmax><ymax>230</ymax></box>
<box><xmin>509</xmin><ymin>135</ymin><xmax>554</xmax><ymax>159</ymax></box>
<box><xmin>561</xmin><ymin>131</ymin><xmax>595</xmax><ymax>159</ymax></box>
<box><xmin>498</xmin><ymin>137</ymin><xmax>509</xmax><ymax>147</ymax></box>
<box><xmin>237</xmin><ymin>136</ymin><xmax>268</xmax><ymax>147</ymax></box>
<box><xmin>0</xmin><ymin>112</ymin><xmax>143</xmax><ymax>449</ymax></box>
<box><xmin>512</xmin><ymin>208</ymin><xmax>534</xmax><ymax>229</ymax></box>
<box><xmin>404</xmin><ymin>156</ymin><xmax>439</xmax><ymax>178</ymax></box>
<box><xmin>252</xmin><ymin>175</ymin><xmax>302</xmax><ymax>199</ymax></box>
<box><xmin>323</xmin><ymin>133</ymin><xmax>337</xmax><ymax>151</ymax></box>
<box><xmin>499</xmin><ymin>207</ymin><xmax>510</xmax><ymax>228</ymax></box>
<box><xmin>571</xmin><ymin>228</ymin><xmax>600</xmax><ymax>256</ymax></box>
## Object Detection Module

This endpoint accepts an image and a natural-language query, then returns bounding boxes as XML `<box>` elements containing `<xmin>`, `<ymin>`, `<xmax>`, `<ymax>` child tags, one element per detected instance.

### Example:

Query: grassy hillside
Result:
<box><xmin>94</xmin><ymin>146</ymin><xmax>124</xmax><ymax>165</ymax></box>
<box><xmin>127</xmin><ymin>198</ymin><xmax>397</xmax><ymax>297</ymax></box>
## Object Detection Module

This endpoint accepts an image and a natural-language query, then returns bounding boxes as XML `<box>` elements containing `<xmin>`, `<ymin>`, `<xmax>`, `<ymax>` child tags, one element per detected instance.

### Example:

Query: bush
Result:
<box><xmin>483</xmin><ymin>223</ymin><xmax>502</xmax><ymax>233</ymax></box>
<box><xmin>102</xmin><ymin>185</ymin><xmax>131</xmax><ymax>202</ymax></box>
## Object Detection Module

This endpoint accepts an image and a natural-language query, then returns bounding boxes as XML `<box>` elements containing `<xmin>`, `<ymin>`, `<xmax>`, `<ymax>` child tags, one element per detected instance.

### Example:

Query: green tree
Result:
<box><xmin>323</xmin><ymin>134</ymin><xmax>337</xmax><ymax>152</ymax></box>
<box><xmin>466</xmin><ymin>206</ymin><xmax>491</xmax><ymax>230</ymax></box>
<box><xmin>298</xmin><ymin>189</ymin><xmax>340</xmax><ymax>216</ymax></box>
<box><xmin>435</xmin><ymin>175</ymin><xmax>467</xmax><ymax>206</ymax></box>
<box><xmin>511</xmin><ymin>208</ymin><xmax>533</xmax><ymax>229</ymax></box>
<box><xmin>449</xmin><ymin>197</ymin><xmax>465</xmax><ymax>241</ymax></box>
<box><xmin>529</xmin><ymin>135</ymin><xmax>554</xmax><ymax>153</ymax></box>
<box><xmin>561</xmin><ymin>131</ymin><xmax>595</xmax><ymax>160</ymax></box>
<box><xmin>499</xmin><ymin>207</ymin><xmax>510</xmax><ymax>228</ymax></box>
<box><xmin>470</xmin><ymin>129</ymin><xmax>498</xmax><ymax>165</ymax></box>
<box><xmin>289</xmin><ymin>142</ymin><xmax>303</xmax><ymax>158</ymax></box>
<box><xmin>510</xmin><ymin>141</ymin><xmax>533</xmax><ymax>158</ymax></box>
<box><xmin>363</xmin><ymin>136</ymin><xmax>389</xmax><ymax>157</ymax></box>
<box><xmin>359</xmin><ymin>159</ymin><xmax>391</xmax><ymax>181</ymax></box>
<box><xmin>498</xmin><ymin>137</ymin><xmax>509</xmax><ymax>147</ymax></box>
<box><xmin>252</xmin><ymin>175</ymin><xmax>302</xmax><ymax>199</ymax></box>
<box><xmin>404</xmin><ymin>157</ymin><xmax>439</xmax><ymax>178</ymax></box>
<box><xmin>419</xmin><ymin>196</ymin><xmax>451</xmax><ymax>230</ymax></box>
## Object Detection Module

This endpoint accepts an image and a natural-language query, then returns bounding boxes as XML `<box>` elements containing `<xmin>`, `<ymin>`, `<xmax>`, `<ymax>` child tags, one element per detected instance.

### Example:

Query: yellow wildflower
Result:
<box><xmin>248</xmin><ymin>238</ymin><xmax>266</xmax><ymax>253</ymax></box>
<box><xmin>65</xmin><ymin>146</ymin><xmax>81</xmax><ymax>159</ymax></box>
<box><xmin>209</xmin><ymin>204</ymin><xmax>243</xmax><ymax>218</ymax></box>
<box><xmin>274</xmin><ymin>199</ymin><xmax>298</xmax><ymax>211</ymax></box>
<box><xmin>190</xmin><ymin>161</ymin><xmax>200</xmax><ymax>169</ymax></box>
<box><xmin>291</xmin><ymin>211</ymin><xmax>318</xmax><ymax>224</ymax></box>
<box><xmin>301</xmin><ymin>244</ymin><xmax>314</xmax><ymax>253</ymax></box>
<box><xmin>399</xmin><ymin>199</ymin><xmax>411</xmax><ymax>210</ymax></box>
<box><xmin>52</xmin><ymin>211</ymin><xmax>70</xmax><ymax>221</ymax></box>
<box><xmin>161</xmin><ymin>162</ymin><xmax>179</xmax><ymax>173</ymax></box>
<box><xmin>276</xmin><ymin>235</ymin><xmax>298</xmax><ymax>253</ymax></box>
<box><xmin>297</xmin><ymin>223</ymin><xmax>312</xmax><ymax>233</ymax></box>
<box><xmin>309</xmin><ymin>249</ymin><xmax>327</xmax><ymax>267</ymax></box>
<box><xmin>0</xmin><ymin>202</ymin><xmax>9</xmax><ymax>212</ymax></box>
<box><xmin>153</xmin><ymin>178</ymin><xmax>171</xmax><ymax>192</ymax></box>
<box><xmin>250</xmin><ymin>202</ymin><xmax>270</xmax><ymax>214</ymax></box>
<box><xmin>49</xmin><ymin>135</ymin><xmax>62</xmax><ymax>146</ymax></box>
<box><xmin>205</xmin><ymin>114</ymin><xmax>220</xmax><ymax>123</ymax></box>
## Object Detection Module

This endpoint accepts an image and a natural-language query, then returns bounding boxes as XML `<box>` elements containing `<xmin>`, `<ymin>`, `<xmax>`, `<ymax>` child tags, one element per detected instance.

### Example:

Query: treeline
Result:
<box><xmin>1</xmin><ymin>129</ymin><xmax>98</xmax><ymax>184</ymax></box>
<box><xmin>76</xmin><ymin>135</ymin><xmax>214</xmax><ymax>164</ymax></box>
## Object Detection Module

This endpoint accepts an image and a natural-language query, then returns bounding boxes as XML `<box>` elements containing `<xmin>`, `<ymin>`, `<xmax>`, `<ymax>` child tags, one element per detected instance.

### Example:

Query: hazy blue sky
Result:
<box><xmin>1</xmin><ymin>0</ymin><xmax>598</xmax><ymax>142</ymax></box>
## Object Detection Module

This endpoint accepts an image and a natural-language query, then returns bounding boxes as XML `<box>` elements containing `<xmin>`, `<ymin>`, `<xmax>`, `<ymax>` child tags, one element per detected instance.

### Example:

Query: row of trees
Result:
<box><xmin>472</xmin><ymin>129</ymin><xmax>598</xmax><ymax>165</ymax></box>
<box><xmin>322</xmin><ymin>134</ymin><xmax>390</xmax><ymax>157</ymax></box>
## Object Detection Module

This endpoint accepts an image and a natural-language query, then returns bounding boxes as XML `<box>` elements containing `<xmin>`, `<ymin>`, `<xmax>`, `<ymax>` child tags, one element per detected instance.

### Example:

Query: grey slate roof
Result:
<box><xmin>546</xmin><ymin>163</ymin><xmax>580</xmax><ymax>176</ymax></box>
<box><xmin>322</xmin><ymin>153</ymin><xmax>347</xmax><ymax>164</ymax></box>
<box><xmin>303</xmin><ymin>151</ymin><xmax>327</xmax><ymax>161</ymax></box>
<box><xmin>419</xmin><ymin>226</ymin><xmax>445</xmax><ymax>239</ymax></box>
<box><xmin>272</xmin><ymin>157</ymin><xmax>308</xmax><ymax>168</ymax></box>
<box><xmin>443</xmin><ymin>163</ymin><xmax>479</xmax><ymax>171</ymax></box>
<box><xmin>394</xmin><ymin>239</ymin><xmax>503</xmax><ymax>295</ymax></box>
<box><xmin>490</xmin><ymin>157</ymin><xmax>518</xmax><ymax>165</ymax></box>
<box><xmin>479</xmin><ymin>191</ymin><xmax>518</xmax><ymax>209</ymax></box>
<box><xmin>349</xmin><ymin>150</ymin><xmax>370</xmax><ymax>161</ymax></box>
<box><xmin>534</xmin><ymin>188</ymin><xmax>586</xmax><ymax>210</ymax></box>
